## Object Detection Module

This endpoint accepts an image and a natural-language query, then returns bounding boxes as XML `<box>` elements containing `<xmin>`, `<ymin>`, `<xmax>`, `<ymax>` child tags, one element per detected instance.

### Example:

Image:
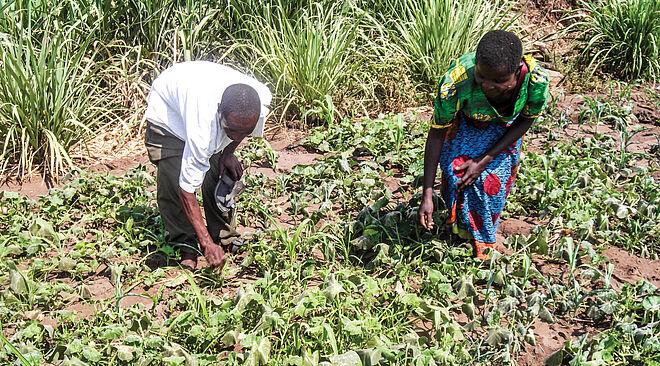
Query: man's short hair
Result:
<box><xmin>475</xmin><ymin>30</ymin><xmax>523</xmax><ymax>75</ymax></box>
<box><xmin>219</xmin><ymin>84</ymin><xmax>261</xmax><ymax>124</ymax></box>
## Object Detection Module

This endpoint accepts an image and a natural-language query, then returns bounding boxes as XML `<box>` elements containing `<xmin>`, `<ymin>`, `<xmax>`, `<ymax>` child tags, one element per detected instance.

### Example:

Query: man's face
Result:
<box><xmin>220</xmin><ymin>112</ymin><xmax>257</xmax><ymax>142</ymax></box>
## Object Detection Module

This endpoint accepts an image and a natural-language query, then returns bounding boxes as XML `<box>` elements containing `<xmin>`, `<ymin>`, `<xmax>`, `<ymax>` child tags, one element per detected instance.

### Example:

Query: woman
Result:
<box><xmin>418</xmin><ymin>30</ymin><xmax>550</xmax><ymax>259</ymax></box>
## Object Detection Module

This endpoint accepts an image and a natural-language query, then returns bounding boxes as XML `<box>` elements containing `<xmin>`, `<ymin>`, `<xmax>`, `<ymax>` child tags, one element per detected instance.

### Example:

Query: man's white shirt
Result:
<box><xmin>145</xmin><ymin>61</ymin><xmax>272</xmax><ymax>193</ymax></box>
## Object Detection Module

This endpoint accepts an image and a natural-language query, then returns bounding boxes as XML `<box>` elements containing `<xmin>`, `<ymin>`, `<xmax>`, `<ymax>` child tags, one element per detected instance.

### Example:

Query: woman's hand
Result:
<box><xmin>219</xmin><ymin>152</ymin><xmax>243</xmax><ymax>179</ymax></box>
<box><xmin>418</xmin><ymin>194</ymin><xmax>435</xmax><ymax>230</ymax></box>
<box><xmin>455</xmin><ymin>155</ymin><xmax>492</xmax><ymax>191</ymax></box>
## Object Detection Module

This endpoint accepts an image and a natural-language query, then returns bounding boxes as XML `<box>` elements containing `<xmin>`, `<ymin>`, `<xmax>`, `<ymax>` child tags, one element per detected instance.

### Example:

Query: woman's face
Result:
<box><xmin>474</xmin><ymin>62</ymin><xmax>519</xmax><ymax>101</ymax></box>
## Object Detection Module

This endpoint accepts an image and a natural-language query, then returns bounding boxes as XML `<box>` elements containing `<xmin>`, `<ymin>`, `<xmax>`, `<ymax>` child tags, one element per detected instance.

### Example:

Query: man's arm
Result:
<box><xmin>419</xmin><ymin>127</ymin><xmax>448</xmax><ymax>230</ymax></box>
<box><xmin>455</xmin><ymin>116</ymin><xmax>534</xmax><ymax>191</ymax></box>
<box><xmin>178</xmin><ymin>189</ymin><xmax>226</xmax><ymax>267</ymax></box>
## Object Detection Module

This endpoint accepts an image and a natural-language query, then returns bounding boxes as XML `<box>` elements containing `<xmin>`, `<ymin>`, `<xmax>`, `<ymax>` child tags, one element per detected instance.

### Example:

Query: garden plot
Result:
<box><xmin>1</xmin><ymin>91</ymin><xmax>659</xmax><ymax>365</ymax></box>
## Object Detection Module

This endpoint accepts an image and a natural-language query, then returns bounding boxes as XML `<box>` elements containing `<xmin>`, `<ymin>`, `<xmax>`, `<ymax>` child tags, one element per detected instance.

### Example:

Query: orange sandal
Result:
<box><xmin>475</xmin><ymin>241</ymin><xmax>495</xmax><ymax>260</ymax></box>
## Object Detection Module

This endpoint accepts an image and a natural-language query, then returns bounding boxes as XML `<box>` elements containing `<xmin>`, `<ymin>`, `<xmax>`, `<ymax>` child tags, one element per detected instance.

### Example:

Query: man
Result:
<box><xmin>144</xmin><ymin>61</ymin><xmax>272</xmax><ymax>269</ymax></box>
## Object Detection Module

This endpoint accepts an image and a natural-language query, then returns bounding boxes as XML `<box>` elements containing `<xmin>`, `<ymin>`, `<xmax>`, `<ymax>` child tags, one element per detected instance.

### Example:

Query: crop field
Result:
<box><xmin>1</xmin><ymin>0</ymin><xmax>660</xmax><ymax>365</ymax></box>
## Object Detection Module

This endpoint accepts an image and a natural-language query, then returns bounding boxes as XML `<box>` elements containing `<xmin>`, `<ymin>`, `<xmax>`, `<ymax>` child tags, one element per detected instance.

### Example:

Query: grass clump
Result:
<box><xmin>231</xmin><ymin>0</ymin><xmax>363</xmax><ymax>122</ymax></box>
<box><xmin>564</xmin><ymin>0</ymin><xmax>660</xmax><ymax>81</ymax></box>
<box><xmin>0</xmin><ymin>17</ymin><xmax>109</xmax><ymax>181</ymax></box>
<box><xmin>371</xmin><ymin>0</ymin><xmax>517</xmax><ymax>86</ymax></box>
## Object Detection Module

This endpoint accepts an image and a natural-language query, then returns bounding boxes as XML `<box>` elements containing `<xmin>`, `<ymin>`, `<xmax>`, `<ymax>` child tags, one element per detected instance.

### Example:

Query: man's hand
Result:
<box><xmin>201</xmin><ymin>241</ymin><xmax>226</xmax><ymax>268</ymax></box>
<box><xmin>418</xmin><ymin>195</ymin><xmax>435</xmax><ymax>230</ymax></box>
<box><xmin>219</xmin><ymin>152</ymin><xmax>243</xmax><ymax>179</ymax></box>
<box><xmin>455</xmin><ymin>155</ymin><xmax>491</xmax><ymax>191</ymax></box>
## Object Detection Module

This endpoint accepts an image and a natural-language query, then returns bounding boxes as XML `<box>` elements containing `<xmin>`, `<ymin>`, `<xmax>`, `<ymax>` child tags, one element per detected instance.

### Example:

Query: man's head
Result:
<box><xmin>218</xmin><ymin>83</ymin><xmax>261</xmax><ymax>141</ymax></box>
<box><xmin>474</xmin><ymin>30</ymin><xmax>523</xmax><ymax>100</ymax></box>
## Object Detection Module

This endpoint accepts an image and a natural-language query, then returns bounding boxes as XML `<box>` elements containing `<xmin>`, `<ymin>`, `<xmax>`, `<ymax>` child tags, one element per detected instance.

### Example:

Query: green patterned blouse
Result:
<box><xmin>431</xmin><ymin>52</ymin><xmax>550</xmax><ymax>129</ymax></box>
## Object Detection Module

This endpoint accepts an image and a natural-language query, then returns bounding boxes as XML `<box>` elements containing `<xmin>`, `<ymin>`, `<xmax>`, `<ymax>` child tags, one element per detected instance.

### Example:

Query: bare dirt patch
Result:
<box><xmin>604</xmin><ymin>246</ymin><xmax>660</xmax><ymax>289</ymax></box>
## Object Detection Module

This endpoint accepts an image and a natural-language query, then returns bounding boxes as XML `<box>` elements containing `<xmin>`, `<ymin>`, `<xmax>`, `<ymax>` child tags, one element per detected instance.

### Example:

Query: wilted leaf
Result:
<box><xmin>350</xmin><ymin>235</ymin><xmax>374</xmax><ymax>251</ymax></box>
<box><xmin>525</xmin><ymin>328</ymin><xmax>536</xmax><ymax>346</ymax></box>
<box><xmin>253</xmin><ymin>336</ymin><xmax>271</xmax><ymax>364</ymax></box>
<box><xmin>504</xmin><ymin>283</ymin><xmax>524</xmax><ymax>297</ymax></box>
<box><xmin>356</xmin><ymin>348</ymin><xmax>382</xmax><ymax>366</ymax></box>
<box><xmin>28</xmin><ymin>218</ymin><xmax>58</xmax><ymax>244</ymax></box>
<box><xmin>492</xmin><ymin>270</ymin><xmax>505</xmax><ymax>286</ymax></box>
<box><xmin>544</xmin><ymin>348</ymin><xmax>564</xmax><ymax>366</ymax></box>
<box><xmin>221</xmin><ymin>330</ymin><xmax>238</xmax><ymax>347</ymax></box>
<box><xmin>497</xmin><ymin>297</ymin><xmax>520</xmax><ymax>314</ymax></box>
<box><xmin>58</xmin><ymin>257</ymin><xmax>77</xmax><ymax>272</ymax></box>
<box><xmin>60</xmin><ymin>357</ymin><xmax>88</xmax><ymax>366</ymax></box>
<box><xmin>539</xmin><ymin>306</ymin><xmax>554</xmax><ymax>323</ymax></box>
<box><xmin>461</xmin><ymin>302</ymin><xmax>476</xmax><ymax>320</ymax></box>
<box><xmin>162</xmin><ymin>356</ymin><xmax>186</xmax><ymax>366</ymax></box>
<box><xmin>454</xmin><ymin>276</ymin><xmax>477</xmax><ymax>299</ymax></box>
<box><xmin>485</xmin><ymin>327</ymin><xmax>512</xmax><ymax>348</ymax></box>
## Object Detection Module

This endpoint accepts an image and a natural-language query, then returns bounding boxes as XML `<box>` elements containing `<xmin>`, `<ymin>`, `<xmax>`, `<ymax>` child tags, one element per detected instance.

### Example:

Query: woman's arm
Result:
<box><xmin>419</xmin><ymin>127</ymin><xmax>448</xmax><ymax>229</ymax></box>
<box><xmin>455</xmin><ymin>116</ymin><xmax>534</xmax><ymax>191</ymax></box>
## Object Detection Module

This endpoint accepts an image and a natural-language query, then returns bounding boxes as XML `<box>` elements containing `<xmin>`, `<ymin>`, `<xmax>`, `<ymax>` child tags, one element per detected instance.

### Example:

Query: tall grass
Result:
<box><xmin>373</xmin><ymin>0</ymin><xmax>517</xmax><ymax>86</ymax></box>
<box><xmin>0</xmin><ymin>17</ymin><xmax>109</xmax><ymax>181</ymax></box>
<box><xmin>564</xmin><ymin>0</ymin><xmax>660</xmax><ymax>81</ymax></box>
<box><xmin>232</xmin><ymin>0</ymin><xmax>363</xmax><ymax>122</ymax></box>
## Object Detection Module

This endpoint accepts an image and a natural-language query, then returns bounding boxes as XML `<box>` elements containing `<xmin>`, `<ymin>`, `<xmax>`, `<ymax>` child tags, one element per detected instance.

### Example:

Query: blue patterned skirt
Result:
<box><xmin>438</xmin><ymin>113</ymin><xmax>521</xmax><ymax>246</ymax></box>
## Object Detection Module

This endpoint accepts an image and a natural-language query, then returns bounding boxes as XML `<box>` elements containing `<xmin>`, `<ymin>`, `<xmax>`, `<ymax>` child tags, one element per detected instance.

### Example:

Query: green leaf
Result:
<box><xmin>28</xmin><ymin>218</ymin><xmax>58</xmax><ymax>244</ymax></box>
<box><xmin>102</xmin><ymin>326</ymin><xmax>125</xmax><ymax>340</ymax></box>
<box><xmin>253</xmin><ymin>336</ymin><xmax>271</xmax><ymax>364</ymax></box>
<box><xmin>67</xmin><ymin>339</ymin><xmax>83</xmax><ymax>355</ymax></box>
<box><xmin>162</xmin><ymin>356</ymin><xmax>186</xmax><ymax>366</ymax></box>
<box><xmin>427</xmin><ymin>268</ymin><xmax>445</xmax><ymax>283</ymax></box>
<box><xmin>116</xmin><ymin>346</ymin><xmax>134</xmax><ymax>362</ymax></box>
<box><xmin>544</xmin><ymin>349</ymin><xmax>563</xmax><ymax>366</ymax></box>
<box><xmin>643</xmin><ymin>296</ymin><xmax>660</xmax><ymax>311</ymax></box>
<box><xmin>3</xmin><ymin>191</ymin><xmax>19</xmax><ymax>199</ymax></box>
<box><xmin>323</xmin><ymin>324</ymin><xmax>339</xmax><ymax>355</ymax></box>
<box><xmin>9</xmin><ymin>267</ymin><xmax>29</xmax><ymax>295</ymax></box>
<box><xmin>343</xmin><ymin>319</ymin><xmax>363</xmax><ymax>336</ymax></box>
<box><xmin>82</xmin><ymin>346</ymin><xmax>101</xmax><ymax>362</ymax></box>
<box><xmin>328</xmin><ymin>351</ymin><xmax>361</xmax><ymax>366</ymax></box>
<box><xmin>323</xmin><ymin>274</ymin><xmax>345</xmax><ymax>300</ymax></box>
